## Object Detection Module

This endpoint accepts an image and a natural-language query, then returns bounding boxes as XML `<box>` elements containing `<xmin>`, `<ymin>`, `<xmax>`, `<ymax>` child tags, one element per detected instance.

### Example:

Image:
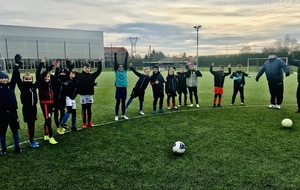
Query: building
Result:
<box><xmin>0</xmin><ymin>25</ymin><xmax>104</xmax><ymax>70</ymax></box>
<box><xmin>104</xmin><ymin>47</ymin><xmax>128</xmax><ymax>68</ymax></box>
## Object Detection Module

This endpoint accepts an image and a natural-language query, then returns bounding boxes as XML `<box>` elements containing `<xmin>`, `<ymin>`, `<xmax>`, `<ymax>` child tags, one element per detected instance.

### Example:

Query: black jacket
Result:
<box><xmin>35</xmin><ymin>62</ymin><xmax>54</xmax><ymax>102</ymax></box>
<box><xmin>176</xmin><ymin>72</ymin><xmax>187</xmax><ymax>90</ymax></box>
<box><xmin>0</xmin><ymin>70</ymin><xmax>18</xmax><ymax>110</ymax></box>
<box><xmin>131</xmin><ymin>67</ymin><xmax>151</xmax><ymax>91</ymax></box>
<box><xmin>14</xmin><ymin>65</ymin><xmax>38</xmax><ymax>107</ymax></box>
<box><xmin>288</xmin><ymin>54</ymin><xmax>300</xmax><ymax>82</ymax></box>
<box><xmin>210</xmin><ymin>66</ymin><xmax>231</xmax><ymax>87</ymax></box>
<box><xmin>150</xmin><ymin>71</ymin><xmax>165</xmax><ymax>94</ymax></box>
<box><xmin>75</xmin><ymin>61</ymin><xmax>102</xmax><ymax>95</ymax></box>
<box><xmin>230</xmin><ymin>71</ymin><xmax>250</xmax><ymax>88</ymax></box>
<box><xmin>165</xmin><ymin>74</ymin><xmax>178</xmax><ymax>94</ymax></box>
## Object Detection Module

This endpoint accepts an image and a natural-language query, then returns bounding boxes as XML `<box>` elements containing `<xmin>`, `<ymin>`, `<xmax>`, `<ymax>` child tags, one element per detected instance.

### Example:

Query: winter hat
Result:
<box><xmin>59</xmin><ymin>68</ymin><xmax>70</xmax><ymax>75</ymax></box>
<box><xmin>0</xmin><ymin>71</ymin><xmax>8</xmax><ymax>79</ymax></box>
<box><xmin>152</xmin><ymin>65</ymin><xmax>159</xmax><ymax>70</ymax></box>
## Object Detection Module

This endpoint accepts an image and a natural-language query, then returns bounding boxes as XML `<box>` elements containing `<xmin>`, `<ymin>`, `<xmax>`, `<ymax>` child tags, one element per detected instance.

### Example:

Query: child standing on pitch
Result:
<box><xmin>36</xmin><ymin>57</ymin><xmax>58</xmax><ymax>144</ymax></box>
<box><xmin>0</xmin><ymin>69</ymin><xmax>22</xmax><ymax>155</ymax></box>
<box><xmin>14</xmin><ymin>54</ymin><xmax>39</xmax><ymax>148</ymax></box>
<box><xmin>53</xmin><ymin>60</ymin><xmax>71</xmax><ymax>134</ymax></box>
<box><xmin>210</xmin><ymin>62</ymin><xmax>231</xmax><ymax>107</ymax></box>
<box><xmin>165</xmin><ymin>67</ymin><xmax>178</xmax><ymax>109</ymax></box>
<box><xmin>73</xmin><ymin>58</ymin><xmax>102</xmax><ymax>128</ymax></box>
<box><xmin>60</xmin><ymin>57</ymin><xmax>78</xmax><ymax>131</ymax></box>
<box><xmin>186</xmin><ymin>63</ymin><xmax>202</xmax><ymax>107</ymax></box>
<box><xmin>125</xmin><ymin>63</ymin><xmax>151</xmax><ymax>115</ymax></box>
<box><xmin>176</xmin><ymin>66</ymin><xmax>188</xmax><ymax>107</ymax></box>
<box><xmin>114</xmin><ymin>52</ymin><xmax>129</xmax><ymax>121</ymax></box>
<box><xmin>230</xmin><ymin>64</ymin><xmax>251</xmax><ymax>106</ymax></box>
<box><xmin>150</xmin><ymin>65</ymin><xmax>166</xmax><ymax>114</ymax></box>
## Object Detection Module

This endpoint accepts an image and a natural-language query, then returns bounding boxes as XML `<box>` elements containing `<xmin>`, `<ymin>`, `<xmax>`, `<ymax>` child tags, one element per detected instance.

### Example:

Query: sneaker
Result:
<box><xmin>60</xmin><ymin>124</ymin><xmax>68</xmax><ymax>129</ymax></box>
<box><xmin>159</xmin><ymin>109</ymin><xmax>165</xmax><ymax>113</ymax></box>
<box><xmin>178</xmin><ymin>105</ymin><xmax>181</xmax><ymax>107</ymax></box>
<box><xmin>295</xmin><ymin>109</ymin><xmax>300</xmax><ymax>113</ymax></box>
<box><xmin>1</xmin><ymin>151</ymin><xmax>7</xmax><ymax>156</ymax></box>
<box><xmin>212</xmin><ymin>104</ymin><xmax>216</xmax><ymax>107</ymax></box>
<box><xmin>217</xmin><ymin>104</ymin><xmax>222</xmax><ymax>107</ymax></box>
<box><xmin>139</xmin><ymin>111</ymin><xmax>145</xmax><ymax>115</ymax></box>
<box><xmin>71</xmin><ymin>126</ymin><xmax>78</xmax><ymax>131</ymax></box>
<box><xmin>57</xmin><ymin>127</ymin><xmax>65</xmax><ymax>135</ymax></box>
<box><xmin>152</xmin><ymin>110</ymin><xmax>156</xmax><ymax>114</ymax></box>
<box><xmin>275</xmin><ymin>105</ymin><xmax>281</xmax><ymax>109</ymax></box>
<box><xmin>44</xmin><ymin>135</ymin><xmax>49</xmax><ymax>141</ymax></box>
<box><xmin>173</xmin><ymin>106</ymin><xmax>178</xmax><ymax>109</ymax></box>
<box><xmin>196</xmin><ymin>104</ymin><xmax>200</xmax><ymax>108</ymax></box>
<box><xmin>230</xmin><ymin>103</ymin><xmax>234</xmax><ymax>106</ymax></box>
<box><xmin>167</xmin><ymin>106</ymin><xmax>171</xmax><ymax>110</ymax></box>
<box><xmin>241</xmin><ymin>103</ymin><xmax>245</xmax><ymax>106</ymax></box>
<box><xmin>15</xmin><ymin>147</ymin><xmax>22</xmax><ymax>154</ymax></box>
<box><xmin>121</xmin><ymin>115</ymin><xmax>129</xmax><ymax>120</ymax></box>
<box><xmin>190</xmin><ymin>104</ymin><xmax>194</xmax><ymax>107</ymax></box>
<box><xmin>49</xmin><ymin>137</ymin><xmax>58</xmax><ymax>145</ymax></box>
<box><xmin>267</xmin><ymin>104</ymin><xmax>275</xmax><ymax>109</ymax></box>
<box><xmin>184</xmin><ymin>104</ymin><xmax>189</xmax><ymax>106</ymax></box>
<box><xmin>115</xmin><ymin>116</ymin><xmax>119</xmax><ymax>121</ymax></box>
<box><xmin>88</xmin><ymin>122</ymin><xmax>94</xmax><ymax>127</ymax></box>
<box><xmin>29</xmin><ymin>141</ymin><xmax>39</xmax><ymax>148</ymax></box>
<box><xmin>82</xmin><ymin>122</ymin><xmax>87</xmax><ymax>128</ymax></box>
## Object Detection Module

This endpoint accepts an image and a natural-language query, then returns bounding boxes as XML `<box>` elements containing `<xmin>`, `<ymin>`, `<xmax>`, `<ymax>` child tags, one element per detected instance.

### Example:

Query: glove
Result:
<box><xmin>255</xmin><ymin>77</ymin><xmax>259</xmax><ymax>82</ymax></box>
<box><xmin>248</xmin><ymin>74</ymin><xmax>252</xmax><ymax>78</ymax></box>
<box><xmin>286</xmin><ymin>73</ymin><xmax>290</xmax><ymax>77</ymax></box>
<box><xmin>233</xmin><ymin>77</ymin><xmax>238</xmax><ymax>80</ymax></box>
<box><xmin>14</xmin><ymin>54</ymin><xmax>23</xmax><ymax>67</ymax></box>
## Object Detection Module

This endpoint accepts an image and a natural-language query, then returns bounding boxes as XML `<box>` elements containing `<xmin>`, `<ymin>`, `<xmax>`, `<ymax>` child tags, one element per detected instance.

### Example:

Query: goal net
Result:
<box><xmin>247</xmin><ymin>57</ymin><xmax>288</xmax><ymax>73</ymax></box>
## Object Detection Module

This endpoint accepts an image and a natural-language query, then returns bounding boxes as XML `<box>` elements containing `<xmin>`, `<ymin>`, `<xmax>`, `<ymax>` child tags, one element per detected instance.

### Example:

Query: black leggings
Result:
<box><xmin>115</xmin><ymin>99</ymin><xmax>126</xmax><ymax>116</ymax></box>
<box><xmin>40</xmin><ymin>103</ymin><xmax>54</xmax><ymax>137</ymax></box>
<box><xmin>188</xmin><ymin>87</ymin><xmax>198</xmax><ymax>104</ymax></box>
<box><xmin>82</xmin><ymin>103</ymin><xmax>92</xmax><ymax>123</ymax></box>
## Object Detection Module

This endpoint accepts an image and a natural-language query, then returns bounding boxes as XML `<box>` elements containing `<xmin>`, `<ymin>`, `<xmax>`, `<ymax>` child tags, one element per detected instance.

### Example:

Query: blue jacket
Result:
<box><xmin>256</xmin><ymin>57</ymin><xmax>290</xmax><ymax>83</ymax></box>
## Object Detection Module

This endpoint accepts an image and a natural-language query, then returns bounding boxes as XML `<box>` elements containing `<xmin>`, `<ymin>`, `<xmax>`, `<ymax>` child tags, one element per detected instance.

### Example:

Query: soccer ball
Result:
<box><xmin>281</xmin><ymin>118</ymin><xmax>293</xmax><ymax>128</ymax></box>
<box><xmin>172</xmin><ymin>141</ymin><xmax>185</xmax><ymax>154</ymax></box>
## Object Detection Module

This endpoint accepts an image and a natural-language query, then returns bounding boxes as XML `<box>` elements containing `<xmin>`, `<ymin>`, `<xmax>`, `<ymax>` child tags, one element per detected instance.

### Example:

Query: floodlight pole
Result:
<box><xmin>193</xmin><ymin>25</ymin><xmax>201</xmax><ymax>67</ymax></box>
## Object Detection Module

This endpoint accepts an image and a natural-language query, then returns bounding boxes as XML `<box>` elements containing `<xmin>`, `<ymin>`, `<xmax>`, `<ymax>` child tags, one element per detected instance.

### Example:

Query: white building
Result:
<box><xmin>0</xmin><ymin>25</ymin><xmax>104</xmax><ymax>70</ymax></box>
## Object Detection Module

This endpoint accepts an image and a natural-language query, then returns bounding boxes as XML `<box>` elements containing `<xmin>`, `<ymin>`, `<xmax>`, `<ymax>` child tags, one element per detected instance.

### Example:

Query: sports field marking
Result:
<box><xmin>7</xmin><ymin>103</ymin><xmax>297</xmax><ymax>149</ymax></box>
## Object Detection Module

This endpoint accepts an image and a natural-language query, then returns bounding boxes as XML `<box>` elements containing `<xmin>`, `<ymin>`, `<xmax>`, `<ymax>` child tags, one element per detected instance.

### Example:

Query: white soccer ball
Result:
<box><xmin>172</xmin><ymin>141</ymin><xmax>185</xmax><ymax>154</ymax></box>
<box><xmin>281</xmin><ymin>118</ymin><xmax>293</xmax><ymax>128</ymax></box>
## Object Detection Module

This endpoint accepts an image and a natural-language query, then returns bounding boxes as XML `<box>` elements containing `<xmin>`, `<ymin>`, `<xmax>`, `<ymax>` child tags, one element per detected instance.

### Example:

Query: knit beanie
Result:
<box><xmin>0</xmin><ymin>71</ymin><xmax>8</xmax><ymax>79</ymax></box>
<box><xmin>153</xmin><ymin>65</ymin><xmax>159</xmax><ymax>70</ymax></box>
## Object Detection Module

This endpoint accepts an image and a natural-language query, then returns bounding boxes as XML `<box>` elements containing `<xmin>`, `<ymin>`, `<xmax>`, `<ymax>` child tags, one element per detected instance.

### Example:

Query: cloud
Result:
<box><xmin>1</xmin><ymin>0</ymin><xmax>300</xmax><ymax>56</ymax></box>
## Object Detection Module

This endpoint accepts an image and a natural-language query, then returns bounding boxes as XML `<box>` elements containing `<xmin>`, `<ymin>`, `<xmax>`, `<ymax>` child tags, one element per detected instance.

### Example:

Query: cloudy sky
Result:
<box><xmin>1</xmin><ymin>0</ymin><xmax>300</xmax><ymax>57</ymax></box>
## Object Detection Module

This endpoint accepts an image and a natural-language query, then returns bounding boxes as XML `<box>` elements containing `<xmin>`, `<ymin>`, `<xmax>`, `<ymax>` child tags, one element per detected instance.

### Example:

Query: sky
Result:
<box><xmin>1</xmin><ymin>0</ymin><xmax>300</xmax><ymax>57</ymax></box>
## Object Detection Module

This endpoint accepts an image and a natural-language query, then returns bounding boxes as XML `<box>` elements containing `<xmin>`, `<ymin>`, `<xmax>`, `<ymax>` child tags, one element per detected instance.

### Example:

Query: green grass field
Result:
<box><xmin>1</xmin><ymin>68</ymin><xmax>300</xmax><ymax>190</ymax></box>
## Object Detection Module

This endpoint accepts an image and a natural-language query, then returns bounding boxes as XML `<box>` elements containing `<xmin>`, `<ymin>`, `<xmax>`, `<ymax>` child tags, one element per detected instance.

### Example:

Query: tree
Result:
<box><xmin>262</xmin><ymin>34</ymin><xmax>300</xmax><ymax>53</ymax></box>
<box><xmin>239</xmin><ymin>46</ymin><xmax>252</xmax><ymax>54</ymax></box>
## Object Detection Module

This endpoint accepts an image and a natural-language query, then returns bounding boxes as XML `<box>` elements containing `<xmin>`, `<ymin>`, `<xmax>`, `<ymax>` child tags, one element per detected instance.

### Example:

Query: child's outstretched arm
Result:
<box><xmin>13</xmin><ymin>54</ymin><xmax>23</xmax><ymax>89</ymax></box>
<box><xmin>210</xmin><ymin>62</ymin><xmax>215</xmax><ymax>74</ymax></box>
<box><xmin>92</xmin><ymin>58</ymin><xmax>102</xmax><ymax>79</ymax></box>
<box><xmin>114</xmin><ymin>52</ymin><xmax>118</xmax><ymax>71</ymax></box>
<box><xmin>224</xmin><ymin>63</ymin><xmax>231</xmax><ymax>76</ymax></box>
<box><xmin>129</xmin><ymin>63</ymin><xmax>142</xmax><ymax>77</ymax></box>
<box><xmin>36</xmin><ymin>57</ymin><xmax>46</xmax><ymax>80</ymax></box>
<box><xmin>124</xmin><ymin>52</ymin><xmax>128</xmax><ymax>71</ymax></box>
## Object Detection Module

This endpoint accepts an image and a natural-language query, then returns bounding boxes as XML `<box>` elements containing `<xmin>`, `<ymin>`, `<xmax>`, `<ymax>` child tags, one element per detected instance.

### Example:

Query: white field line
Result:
<box><xmin>7</xmin><ymin>103</ymin><xmax>297</xmax><ymax>149</ymax></box>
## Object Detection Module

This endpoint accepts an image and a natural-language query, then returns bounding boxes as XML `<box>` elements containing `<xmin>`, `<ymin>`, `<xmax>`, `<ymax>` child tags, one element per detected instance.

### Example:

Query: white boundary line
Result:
<box><xmin>7</xmin><ymin>103</ymin><xmax>297</xmax><ymax>149</ymax></box>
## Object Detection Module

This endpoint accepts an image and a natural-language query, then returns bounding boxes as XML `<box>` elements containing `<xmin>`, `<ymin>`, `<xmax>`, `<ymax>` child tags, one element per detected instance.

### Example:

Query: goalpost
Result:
<box><xmin>0</xmin><ymin>58</ymin><xmax>6</xmax><ymax>71</ymax></box>
<box><xmin>247</xmin><ymin>57</ymin><xmax>288</xmax><ymax>73</ymax></box>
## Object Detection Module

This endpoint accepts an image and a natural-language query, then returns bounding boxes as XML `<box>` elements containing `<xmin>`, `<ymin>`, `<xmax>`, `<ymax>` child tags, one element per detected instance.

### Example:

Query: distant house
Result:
<box><xmin>104</xmin><ymin>47</ymin><xmax>128</xmax><ymax>68</ymax></box>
